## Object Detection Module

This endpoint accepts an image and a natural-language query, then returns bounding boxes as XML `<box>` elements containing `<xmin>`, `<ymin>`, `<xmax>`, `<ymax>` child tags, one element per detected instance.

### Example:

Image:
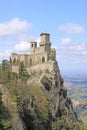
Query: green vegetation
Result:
<box><xmin>19</xmin><ymin>62</ymin><xmax>29</xmax><ymax>81</ymax></box>
<box><xmin>59</xmin><ymin>88</ymin><xmax>67</xmax><ymax>98</ymax></box>
<box><xmin>63</xmin><ymin>89</ymin><xmax>67</xmax><ymax>98</ymax></box>
<box><xmin>52</xmin><ymin>116</ymin><xmax>85</xmax><ymax>130</ymax></box>
<box><xmin>0</xmin><ymin>91</ymin><xmax>11</xmax><ymax>130</ymax></box>
<box><xmin>29</xmin><ymin>85</ymin><xmax>49</xmax><ymax>118</ymax></box>
<box><xmin>15</xmin><ymin>83</ymin><xmax>49</xmax><ymax>130</ymax></box>
<box><xmin>41</xmin><ymin>75</ymin><xmax>52</xmax><ymax>91</ymax></box>
<box><xmin>80</xmin><ymin>110</ymin><xmax>87</xmax><ymax>128</ymax></box>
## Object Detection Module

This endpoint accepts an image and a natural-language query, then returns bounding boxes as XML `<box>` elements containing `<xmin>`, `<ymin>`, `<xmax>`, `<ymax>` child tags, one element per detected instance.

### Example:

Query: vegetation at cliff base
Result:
<box><xmin>52</xmin><ymin>115</ymin><xmax>85</xmax><ymax>130</ymax></box>
<box><xmin>0</xmin><ymin>91</ymin><xmax>11</xmax><ymax>129</ymax></box>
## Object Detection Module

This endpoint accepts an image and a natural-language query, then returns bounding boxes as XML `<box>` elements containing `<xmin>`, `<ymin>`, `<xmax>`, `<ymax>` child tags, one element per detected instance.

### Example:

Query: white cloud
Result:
<box><xmin>58</xmin><ymin>23</ymin><xmax>84</xmax><ymax>34</ymax></box>
<box><xmin>61</xmin><ymin>37</ymin><xmax>72</xmax><ymax>45</ymax></box>
<box><xmin>14</xmin><ymin>36</ymin><xmax>41</xmax><ymax>52</ymax></box>
<box><xmin>0</xmin><ymin>50</ymin><xmax>12</xmax><ymax>60</ymax></box>
<box><xmin>17</xmin><ymin>33</ymin><xmax>31</xmax><ymax>41</ymax></box>
<box><xmin>0</xmin><ymin>18</ymin><xmax>31</xmax><ymax>36</ymax></box>
<box><xmin>0</xmin><ymin>41</ymin><xmax>30</xmax><ymax>61</ymax></box>
<box><xmin>57</xmin><ymin>42</ymin><xmax>87</xmax><ymax>63</ymax></box>
<box><xmin>14</xmin><ymin>41</ymin><xmax>30</xmax><ymax>52</ymax></box>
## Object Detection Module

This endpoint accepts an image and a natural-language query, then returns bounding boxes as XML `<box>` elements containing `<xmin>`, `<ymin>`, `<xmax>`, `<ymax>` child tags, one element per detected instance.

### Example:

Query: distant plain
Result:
<box><xmin>63</xmin><ymin>74</ymin><xmax>87</xmax><ymax>128</ymax></box>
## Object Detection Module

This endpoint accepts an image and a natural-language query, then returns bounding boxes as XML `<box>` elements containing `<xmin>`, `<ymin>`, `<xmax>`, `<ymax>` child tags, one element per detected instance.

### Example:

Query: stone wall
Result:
<box><xmin>11</xmin><ymin>52</ymin><xmax>48</xmax><ymax>67</ymax></box>
<box><xmin>12</xmin><ymin>61</ymin><xmax>55</xmax><ymax>74</ymax></box>
<box><xmin>26</xmin><ymin>52</ymin><xmax>48</xmax><ymax>67</ymax></box>
<box><xmin>27</xmin><ymin>61</ymin><xmax>54</xmax><ymax>73</ymax></box>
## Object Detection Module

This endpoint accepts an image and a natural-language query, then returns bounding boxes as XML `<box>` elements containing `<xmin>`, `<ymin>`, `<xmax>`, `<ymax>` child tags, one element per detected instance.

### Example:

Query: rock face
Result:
<box><xmin>27</xmin><ymin>60</ymin><xmax>76</xmax><ymax>119</ymax></box>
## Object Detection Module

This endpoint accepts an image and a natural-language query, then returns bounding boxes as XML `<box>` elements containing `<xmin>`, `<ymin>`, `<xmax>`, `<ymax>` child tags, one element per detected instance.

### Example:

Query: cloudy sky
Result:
<box><xmin>0</xmin><ymin>0</ymin><xmax>87</xmax><ymax>74</ymax></box>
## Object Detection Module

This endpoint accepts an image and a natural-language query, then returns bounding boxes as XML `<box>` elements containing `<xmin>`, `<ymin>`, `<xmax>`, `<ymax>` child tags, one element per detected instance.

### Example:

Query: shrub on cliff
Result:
<box><xmin>52</xmin><ymin>115</ymin><xmax>85</xmax><ymax>130</ymax></box>
<box><xmin>0</xmin><ymin>91</ymin><xmax>11</xmax><ymax>130</ymax></box>
<box><xmin>41</xmin><ymin>75</ymin><xmax>52</xmax><ymax>91</ymax></box>
<box><xmin>19</xmin><ymin>62</ymin><xmax>29</xmax><ymax>81</ymax></box>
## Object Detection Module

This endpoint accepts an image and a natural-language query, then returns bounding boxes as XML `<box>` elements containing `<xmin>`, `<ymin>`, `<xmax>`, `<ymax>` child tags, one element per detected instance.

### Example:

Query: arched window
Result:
<box><xmin>42</xmin><ymin>57</ymin><xmax>45</xmax><ymax>63</ymax></box>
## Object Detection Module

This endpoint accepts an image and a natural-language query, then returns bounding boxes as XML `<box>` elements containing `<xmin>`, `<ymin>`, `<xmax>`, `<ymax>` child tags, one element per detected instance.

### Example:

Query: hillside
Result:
<box><xmin>0</xmin><ymin>59</ymin><xmax>85</xmax><ymax>130</ymax></box>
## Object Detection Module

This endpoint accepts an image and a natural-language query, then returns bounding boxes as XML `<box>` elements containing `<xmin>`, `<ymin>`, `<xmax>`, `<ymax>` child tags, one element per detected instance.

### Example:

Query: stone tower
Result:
<box><xmin>39</xmin><ymin>32</ymin><xmax>51</xmax><ymax>52</ymax></box>
<box><xmin>30</xmin><ymin>41</ymin><xmax>37</xmax><ymax>54</ymax></box>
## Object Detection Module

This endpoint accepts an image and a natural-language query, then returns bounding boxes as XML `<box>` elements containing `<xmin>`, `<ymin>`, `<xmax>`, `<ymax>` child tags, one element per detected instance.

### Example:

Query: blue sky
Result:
<box><xmin>0</xmin><ymin>0</ymin><xmax>87</xmax><ymax>74</ymax></box>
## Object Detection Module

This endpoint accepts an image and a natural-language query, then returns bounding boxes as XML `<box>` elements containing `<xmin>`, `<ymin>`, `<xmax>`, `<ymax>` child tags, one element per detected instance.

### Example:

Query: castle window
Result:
<box><xmin>32</xmin><ymin>44</ymin><xmax>33</xmax><ymax>47</ymax></box>
<box><xmin>42</xmin><ymin>57</ymin><xmax>45</xmax><ymax>63</ymax></box>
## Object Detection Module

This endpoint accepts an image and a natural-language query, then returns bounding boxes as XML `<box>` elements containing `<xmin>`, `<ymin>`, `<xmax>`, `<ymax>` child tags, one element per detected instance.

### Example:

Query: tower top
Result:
<box><xmin>40</xmin><ymin>32</ymin><xmax>50</xmax><ymax>36</ymax></box>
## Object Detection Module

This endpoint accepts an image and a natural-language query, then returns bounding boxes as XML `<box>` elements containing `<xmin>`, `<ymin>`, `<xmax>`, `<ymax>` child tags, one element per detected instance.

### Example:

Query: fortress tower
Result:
<box><xmin>30</xmin><ymin>41</ymin><xmax>37</xmax><ymax>54</ymax></box>
<box><xmin>30</xmin><ymin>33</ymin><xmax>51</xmax><ymax>54</ymax></box>
<box><xmin>39</xmin><ymin>33</ymin><xmax>51</xmax><ymax>52</ymax></box>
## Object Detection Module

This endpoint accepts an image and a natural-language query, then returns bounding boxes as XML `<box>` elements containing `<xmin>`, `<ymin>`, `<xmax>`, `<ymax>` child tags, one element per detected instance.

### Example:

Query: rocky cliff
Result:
<box><xmin>0</xmin><ymin>60</ymin><xmax>85</xmax><ymax>130</ymax></box>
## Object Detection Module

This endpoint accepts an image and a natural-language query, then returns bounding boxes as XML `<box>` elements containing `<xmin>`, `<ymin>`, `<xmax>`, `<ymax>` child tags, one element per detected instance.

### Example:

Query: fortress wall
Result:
<box><xmin>11</xmin><ymin>53</ymin><xmax>19</xmax><ymax>62</ymax></box>
<box><xmin>26</xmin><ymin>52</ymin><xmax>48</xmax><ymax>67</ymax></box>
<box><xmin>12</xmin><ymin>52</ymin><xmax>48</xmax><ymax>65</ymax></box>
<box><xmin>34</xmin><ymin>47</ymin><xmax>42</xmax><ymax>54</ymax></box>
<box><xmin>27</xmin><ymin>61</ymin><xmax>54</xmax><ymax>73</ymax></box>
<box><xmin>30</xmin><ymin>47</ymin><xmax>40</xmax><ymax>54</ymax></box>
<box><xmin>20</xmin><ymin>54</ymin><xmax>28</xmax><ymax>65</ymax></box>
<box><xmin>31</xmin><ymin>46</ymin><xmax>45</xmax><ymax>54</ymax></box>
<box><xmin>28</xmin><ymin>52</ymin><xmax>48</xmax><ymax>61</ymax></box>
<box><xmin>12</xmin><ymin>61</ymin><xmax>54</xmax><ymax>74</ymax></box>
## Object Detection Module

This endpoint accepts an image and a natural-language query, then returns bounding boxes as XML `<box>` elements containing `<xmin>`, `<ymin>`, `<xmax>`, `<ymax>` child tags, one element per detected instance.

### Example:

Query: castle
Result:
<box><xmin>11</xmin><ymin>32</ymin><xmax>56</xmax><ymax>72</ymax></box>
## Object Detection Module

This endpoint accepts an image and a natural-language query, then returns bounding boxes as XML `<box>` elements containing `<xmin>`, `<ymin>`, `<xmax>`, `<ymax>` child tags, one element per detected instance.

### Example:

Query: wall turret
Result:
<box><xmin>40</xmin><ymin>32</ymin><xmax>50</xmax><ymax>42</ymax></box>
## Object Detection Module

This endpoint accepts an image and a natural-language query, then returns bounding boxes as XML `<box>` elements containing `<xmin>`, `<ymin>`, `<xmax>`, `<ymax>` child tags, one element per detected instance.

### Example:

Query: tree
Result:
<box><xmin>52</xmin><ymin>115</ymin><xmax>86</xmax><ymax>130</ymax></box>
<box><xmin>0</xmin><ymin>92</ymin><xmax>3</xmax><ymax>129</ymax></box>
<box><xmin>0</xmin><ymin>60</ymin><xmax>11</xmax><ymax>84</ymax></box>
<box><xmin>1</xmin><ymin>60</ymin><xmax>10</xmax><ymax>72</ymax></box>
<box><xmin>19</xmin><ymin>62</ymin><xmax>29</xmax><ymax>81</ymax></box>
<box><xmin>0</xmin><ymin>91</ymin><xmax>11</xmax><ymax>130</ymax></box>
